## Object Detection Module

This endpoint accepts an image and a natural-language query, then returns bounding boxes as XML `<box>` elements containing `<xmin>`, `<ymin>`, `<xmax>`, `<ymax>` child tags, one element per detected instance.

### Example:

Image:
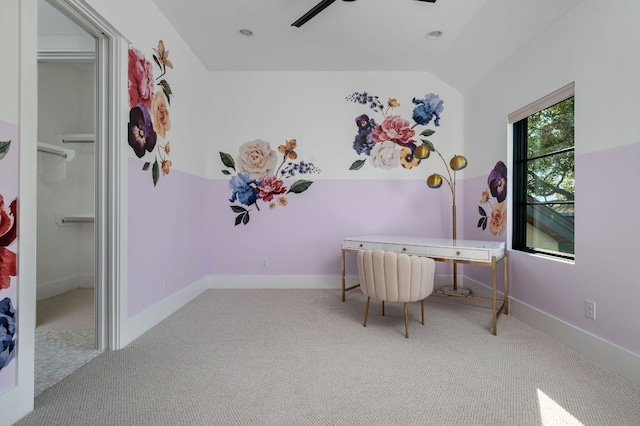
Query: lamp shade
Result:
<box><xmin>449</xmin><ymin>155</ymin><xmax>467</xmax><ymax>171</ymax></box>
<box><xmin>414</xmin><ymin>144</ymin><xmax>430</xmax><ymax>159</ymax></box>
<box><xmin>426</xmin><ymin>174</ymin><xmax>443</xmax><ymax>188</ymax></box>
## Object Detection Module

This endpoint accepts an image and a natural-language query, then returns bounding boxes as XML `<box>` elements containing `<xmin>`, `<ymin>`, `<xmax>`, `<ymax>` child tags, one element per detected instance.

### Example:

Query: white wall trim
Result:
<box><xmin>208</xmin><ymin>275</ymin><xmax>343</xmax><ymax>289</ymax></box>
<box><xmin>119</xmin><ymin>277</ymin><xmax>209</xmax><ymax>348</ymax></box>
<box><xmin>36</xmin><ymin>273</ymin><xmax>94</xmax><ymax>300</ymax></box>
<box><xmin>463</xmin><ymin>278</ymin><xmax>640</xmax><ymax>386</ymax></box>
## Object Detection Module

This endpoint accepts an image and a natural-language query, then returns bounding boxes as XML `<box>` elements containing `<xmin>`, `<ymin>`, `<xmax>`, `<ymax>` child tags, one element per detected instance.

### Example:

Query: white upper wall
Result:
<box><xmin>464</xmin><ymin>0</ymin><xmax>640</xmax><ymax>177</ymax></box>
<box><xmin>82</xmin><ymin>0</ymin><xmax>213</xmax><ymax>178</ymax></box>
<box><xmin>208</xmin><ymin>71</ymin><xmax>464</xmax><ymax>181</ymax></box>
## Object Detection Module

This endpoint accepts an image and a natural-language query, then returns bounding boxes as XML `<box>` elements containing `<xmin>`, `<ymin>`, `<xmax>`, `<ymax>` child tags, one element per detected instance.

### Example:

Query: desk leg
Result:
<box><xmin>504</xmin><ymin>252</ymin><xmax>509</xmax><ymax>315</ymax></box>
<box><xmin>492</xmin><ymin>256</ymin><xmax>497</xmax><ymax>336</ymax></box>
<box><xmin>341</xmin><ymin>249</ymin><xmax>346</xmax><ymax>302</ymax></box>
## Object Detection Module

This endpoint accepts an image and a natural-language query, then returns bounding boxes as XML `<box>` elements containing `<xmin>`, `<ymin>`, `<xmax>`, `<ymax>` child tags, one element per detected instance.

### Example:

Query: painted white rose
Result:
<box><xmin>236</xmin><ymin>139</ymin><xmax>278</xmax><ymax>179</ymax></box>
<box><xmin>368</xmin><ymin>141</ymin><xmax>399</xmax><ymax>170</ymax></box>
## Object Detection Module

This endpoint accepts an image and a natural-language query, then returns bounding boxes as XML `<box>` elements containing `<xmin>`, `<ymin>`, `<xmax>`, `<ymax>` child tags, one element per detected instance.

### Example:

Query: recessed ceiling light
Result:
<box><xmin>239</xmin><ymin>29</ymin><xmax>253</xmax><ymax>36</ymax></box>
<box><xmin>426</xmin><ymin>30</ymin><xmax>443</xmax><ymax>40</ymax></box>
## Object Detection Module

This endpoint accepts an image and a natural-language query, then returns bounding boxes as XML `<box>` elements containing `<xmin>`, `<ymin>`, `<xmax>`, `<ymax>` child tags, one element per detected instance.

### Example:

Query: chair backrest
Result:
<box><xmin>357</xmin><ymin>249</ymin><xmax>435</xmax><ymax>303</ymax></box>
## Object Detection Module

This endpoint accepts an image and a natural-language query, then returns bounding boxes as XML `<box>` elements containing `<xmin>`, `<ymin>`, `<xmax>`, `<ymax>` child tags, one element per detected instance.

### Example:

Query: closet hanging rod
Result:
<box><xmin>57</xmin><ymin>133</ymin><xmax>95</xmax><ymax>144</ymax></box>
<box><xmin>38</xmin><ymin>145</ymin><xmax>69</xmax><ymax>159</ymax></box>
<box><xmin>61</xmin><ymin>216</ymin><xmax>94</xmax><ymax>224</ymax></box>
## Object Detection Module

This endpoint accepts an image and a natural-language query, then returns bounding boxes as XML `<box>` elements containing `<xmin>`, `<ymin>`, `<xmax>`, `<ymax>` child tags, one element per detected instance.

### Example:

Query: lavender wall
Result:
<box><xmin>127</xmin><ymin>158</ymin><xmax>210</xmax><ymax>318</ymax></box>
<box><xmin>209</xmin><ymin>179</ymin><xmax>456</xmax><ymax>278</ymax></box>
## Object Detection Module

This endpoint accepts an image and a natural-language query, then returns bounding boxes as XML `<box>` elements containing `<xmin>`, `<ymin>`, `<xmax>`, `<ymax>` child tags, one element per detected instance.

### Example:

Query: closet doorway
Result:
<box><xmin>35</xmin><ymin>0</ymin><xmax>109</xmax><ymax>395</ymax></box>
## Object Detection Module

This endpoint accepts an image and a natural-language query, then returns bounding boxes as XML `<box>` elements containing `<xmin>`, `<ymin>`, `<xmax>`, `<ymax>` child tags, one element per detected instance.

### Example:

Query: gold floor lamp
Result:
<box><xmin>414</xmin><ymin>143</ymin><xmax>469</xmax><ymax>294</ymax></box>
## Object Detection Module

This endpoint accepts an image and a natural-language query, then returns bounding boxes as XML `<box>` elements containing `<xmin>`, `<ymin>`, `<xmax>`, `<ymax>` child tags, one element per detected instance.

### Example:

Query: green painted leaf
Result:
<box><xmin>152</xmin><ymin>55</ymin><xmax>161</xmax><ymax>69</ymax></box>
<box><xmin>420</xmin><ymin>140</ymin><xmax>435</xmax><ymax>152</ymax></box>
<box><xmin>287</xmin><ymin>180</ymin><xmax>313</xmax><ymax>194</ymax></box>
<box><xmin>349</xmin><ymin>159</ymin><xmax>366</xmax><ymax>170</ymax></box>
<box><xmin>159</xmin><ymin>79</ymin><xmax>172</xmax><ymax>105</ymax></box>
<box><xmin>152</xmin><ymin>159</ymin><xmax>160</xmax><ymax>186</ymax></box>
<box><xmin>142</xmin><ymin>162</ymin><xmax>151</xmax><ymax>171</ymax></box>
<box><xmin>0</xmin><ymin>141</ymin><xmax>10</xmax><ymax>161</ymax></box>
<box><xmin>230</xmin><ymin>205</ymin><xmax>247</xmax><ymax>213</ymax></box>
<box><xmin>420</xmin><ymin>129</ymin><xmax>435</xmax><ymax>137</ymax></box>
<box><xmin>222</xmin><ymin>170</ymin><xmax>231</xmax><ymax>175</ymax></box>
<box><xmin>220</xmin><ymin>152</ymin><xmax>235</xmax><ymax>170</ymax></box>
<box><xmin>234</xmin><ymin>212</ymin><xmax>250</xmax><ymax>226</ymax></box>
<box><xmin>478</xmin><ymin>206</ymin><xmax>486</xmax><ymax>216</ymax></box>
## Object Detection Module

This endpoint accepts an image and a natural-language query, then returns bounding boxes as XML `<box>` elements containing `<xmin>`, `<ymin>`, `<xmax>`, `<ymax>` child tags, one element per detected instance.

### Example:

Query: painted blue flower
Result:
<box><xmin>353</xmin><ymin>115</ymin><xmax>378</xmax><ymax>156</ymax></box>
<box><xmin>127</xmin><ymin>104</ymin><xmax>157</xmax><ymax>158</ymax></box>
<box><xmin>488</xmin><ymin>161</ymin><xmax>508</xmax><ymax>203</ymax></box>
<box><xmin>0</xmin><ymin>297</ymin><xmax>16</xmax><ymax>371</ymax></box>
<box><xmin>412</xmin><ymin>93</ymin><xmax>444</xmax><ymax>127</ymax></box>
<box><xmin>229</xmin><ymin>173</ymin><xmax>261</xmax><ymax>206</ymax></box>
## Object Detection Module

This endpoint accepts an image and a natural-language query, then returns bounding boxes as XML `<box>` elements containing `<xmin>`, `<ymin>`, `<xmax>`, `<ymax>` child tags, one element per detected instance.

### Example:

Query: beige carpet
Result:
<box><xmin>16</xmin><ymin>289</ymin><xmax>640</xmax><ymax>425</ymax></box>
<box><xmin>37</xmin><ymin>288</ymin><xmax>95</xmax><ymax>331</ymax></box>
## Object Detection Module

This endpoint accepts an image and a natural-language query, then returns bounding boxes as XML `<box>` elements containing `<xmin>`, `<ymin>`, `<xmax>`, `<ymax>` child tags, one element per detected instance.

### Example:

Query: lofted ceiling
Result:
<box><xmin>149</xmin><ymin>0</ymin><xmax>583</xmax><ymax>92</ymax></box>
<box><xmin>38</xmin><ymin>0</ymin><xmax>583</xmax><ymax>92</ymax></box>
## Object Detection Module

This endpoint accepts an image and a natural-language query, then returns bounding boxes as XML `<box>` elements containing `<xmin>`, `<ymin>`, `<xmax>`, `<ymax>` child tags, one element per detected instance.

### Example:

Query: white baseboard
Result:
<box><xmin>119</xmin><ymin>276</ymin><xmax>208</xmax><ymax>348</ymax></box>
<box><xmin>208</xmin><ymin>275</ymin><xmax>344</xmax><ymax>289</ymax></box>
<box><xmin>37</xmin><ymin>274</ymin><xmax>94</xmax><ymax>300</ymax></box>
<box><xmin>463</xmin><ymin>278</ymin><xmax>640</xmax><ymax>386</ymax></box>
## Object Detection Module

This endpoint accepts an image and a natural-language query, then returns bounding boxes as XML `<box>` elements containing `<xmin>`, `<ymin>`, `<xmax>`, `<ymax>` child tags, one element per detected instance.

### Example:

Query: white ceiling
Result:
<box><xmin>38</xmin><ymin>0</ymin><xmax>584</xmax><ymax>92</ymax></box>
<box><xmin>149</xmin><ymin>0</ymin><xmax>583</xmax><ymax>91</ymax></box>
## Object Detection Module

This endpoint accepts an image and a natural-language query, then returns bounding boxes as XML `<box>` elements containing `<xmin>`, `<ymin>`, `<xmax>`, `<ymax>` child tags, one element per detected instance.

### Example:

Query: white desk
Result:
<box><xmin>341</xmin><ymin>235</ymin><xmax>509</xmax><ymax>335</ymax></box>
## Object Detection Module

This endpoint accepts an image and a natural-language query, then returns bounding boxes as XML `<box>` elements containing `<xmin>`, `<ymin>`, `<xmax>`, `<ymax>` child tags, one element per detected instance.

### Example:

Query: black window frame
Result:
<box><xmin>512</xmin><ymin>87</ymin><xmax>575</xmax><ymax>260</ymax></box>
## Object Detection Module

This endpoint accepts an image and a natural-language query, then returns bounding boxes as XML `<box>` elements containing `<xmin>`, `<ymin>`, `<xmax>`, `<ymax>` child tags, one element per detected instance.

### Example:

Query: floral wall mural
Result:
<box><xmin>477</xmin><ymin>161</ymin><xmax>507</xmax><ymax>236</ymax></box>
<box><xmin>128</xmin><ymin>40</ymin><xmax>174</xmax><ymax>186</ymax></box>
<box><xmin>220</xmin><ymin>139</ymin><xmax>320</xmax><ymax>226</ymax></box>
<box><xmin>346</xmin><ymin>91</ymin><xmax>444</xmax><ymax>171</ymax></box>
<box><xmin>0</xmin><ymin>121</ymin><xmax>17</xmax><ymax>392</ymax></box>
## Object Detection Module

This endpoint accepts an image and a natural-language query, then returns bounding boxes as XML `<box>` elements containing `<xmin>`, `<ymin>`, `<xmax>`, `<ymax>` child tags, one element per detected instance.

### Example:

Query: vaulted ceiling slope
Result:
<box><xmin>149</xmin><ymin>0</ymin><xmax>582</xmax><ymax>92</ymax></box>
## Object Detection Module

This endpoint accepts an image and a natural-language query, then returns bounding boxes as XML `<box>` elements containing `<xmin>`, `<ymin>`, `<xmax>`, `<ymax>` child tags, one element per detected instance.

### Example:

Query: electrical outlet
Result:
<box><xmin>585</xmin><ymin>300</ymin><xmax>596</xmax><ymax>320</ymax></box>
<box><xmin>163</xmin><ymin>275</ymin><xmax>168</xmax><ymax>288</ymax></box>
<box><xmin>262</xmin><ymin>258</ymin><xmax>269</xmax><ymax>268</ymax></box>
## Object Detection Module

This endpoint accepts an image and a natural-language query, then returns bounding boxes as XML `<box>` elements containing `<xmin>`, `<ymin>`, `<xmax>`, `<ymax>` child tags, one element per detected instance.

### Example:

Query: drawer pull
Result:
<box><xmin>359</xmin><ymin>244</ymin><xmax>363</xmax><ymax>248</ymax></box>
<box><xmin>456</xmin><ymin>251</ymin><xmax>461</xmax><ymax>255</ymax></box>
<box><xmin>402</xmin><ymin>247</ymin><xmax>407</xmax><ymax>252</ymax></box>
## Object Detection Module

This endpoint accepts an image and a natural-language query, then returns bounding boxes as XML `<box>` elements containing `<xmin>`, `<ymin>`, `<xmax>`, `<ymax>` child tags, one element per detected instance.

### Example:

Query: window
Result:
<box><xmin>510</xmin><ymin>83</ymin><xmax>575</xmax><ymax>259</ymax></box>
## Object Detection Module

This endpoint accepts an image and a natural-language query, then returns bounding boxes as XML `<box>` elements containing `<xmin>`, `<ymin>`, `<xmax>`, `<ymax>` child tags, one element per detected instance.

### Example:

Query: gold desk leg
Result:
<box><xmin>492</xmin><ymin>255</ymin><xmax>497</xmax><ymax>336</ymax></box>
<box><xmin>341</xmin><ymin>249</ymin><xmax>346</xmax><ymax>302</ymax></box>
<box><xmin>504</xmin><ymin>252</ymin><xmax>509</xmax><ymax>315</ymax></box>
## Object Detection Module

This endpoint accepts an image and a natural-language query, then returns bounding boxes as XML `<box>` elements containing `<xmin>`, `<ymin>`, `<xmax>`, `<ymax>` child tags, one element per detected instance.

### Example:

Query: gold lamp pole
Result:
<box><xmin>414</xmin><ymin>144</ymin><xmax>468</xmax><ymax>293</ymax></box>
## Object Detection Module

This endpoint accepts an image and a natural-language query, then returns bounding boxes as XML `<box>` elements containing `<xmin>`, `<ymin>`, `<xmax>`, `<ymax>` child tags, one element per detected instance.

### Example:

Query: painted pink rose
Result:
<box><xmin>151</xmin><ymin>92</ymin><xmax>171</xmax><ymax>138</ymax></box>
<box><xmin>0</xmin><ymin>196</ymin><xmax>17</xmax><ymax>290</ymax></box>
<box><xmin>368</xmin><ymin>141</ymin><xmax>400</xmax><ymax>170</ymax></box>
<box><xmin>489</xmin><ymin>202</ymin><xmax>507</xmax><ymax>236</ymax></box>
<box><xmin>236</xmin><ymin>139</ymin><xmax>278</xmax><ymax>179</ymax></box>
<box><xmin>372</xmin><ymin>115</ymin><xmax>416</xmax><ymax>145</ymax></box>
<box><xmin>258</xmin><ymin>176</ymin><xmax>287</xmax><ymax>202</ymax></box>
<box><xmin>128</xmin><ymin>47</ymin><xmax>154</xmax><ymax>110</ymax></box>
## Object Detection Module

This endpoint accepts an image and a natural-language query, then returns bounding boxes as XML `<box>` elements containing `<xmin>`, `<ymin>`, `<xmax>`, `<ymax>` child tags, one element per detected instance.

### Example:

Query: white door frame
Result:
<box><xmin>45</xmin><ymin>0</ymin><xmax>125</xmax><ymax>350</ymax></box>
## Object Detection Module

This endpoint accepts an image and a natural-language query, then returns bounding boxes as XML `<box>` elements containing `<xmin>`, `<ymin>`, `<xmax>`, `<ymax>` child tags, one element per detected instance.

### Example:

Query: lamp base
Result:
<box><xmin>439</xmin><ymin>286</ymin><xmax>471</xmax><ymax>296</ymax></box>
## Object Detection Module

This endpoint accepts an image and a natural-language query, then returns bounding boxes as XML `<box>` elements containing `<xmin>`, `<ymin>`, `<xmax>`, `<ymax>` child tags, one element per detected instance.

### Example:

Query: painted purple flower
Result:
<box><xmin>229</xmin><ymin>173</ymin><xmax>261</xmax><ymax>206</ymax></box>
<box><xmin>0</xmin><ymin>297</ymin><xmax>16</xmax><ymax>371</ymax></box>
<box><xmin>412</xmin><ymin>93</ymin><xmax>444</xmax><ymax>127</ymax></box>
<box><xmin>353</xmin><ymin>115</ymin><xmax>378</xmax><ymax>155</ymax></box>
<box><xmin>128</xmin><ymin>105</ymin><xmax>157</xmax><ymax>158</ymax></box>
<box><xmin>488</xmin><ymin>161</ymin><xmax>507</xmax><ymax>203</ymax></box>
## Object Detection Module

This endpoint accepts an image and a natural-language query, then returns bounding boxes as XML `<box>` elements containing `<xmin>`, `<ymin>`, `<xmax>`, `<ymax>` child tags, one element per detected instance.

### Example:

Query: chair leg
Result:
<box><xmin>363</xmin><ymin>297</ymin><xmax>370</xmax><ymax>327</ymax></box>
<box><xmin>381</xmin><ymin>300</ymin><xmax>385</xmax><ymax>316</ymax></box>
<box><xmin>421</xmin><ymin>299</ymin><xmax>425</xmax><ymax>325</ymax></box>
<box><xmin>404</xmin><ymin>302</ymin><xmax>409</xmax><ymax>338</ymax></box>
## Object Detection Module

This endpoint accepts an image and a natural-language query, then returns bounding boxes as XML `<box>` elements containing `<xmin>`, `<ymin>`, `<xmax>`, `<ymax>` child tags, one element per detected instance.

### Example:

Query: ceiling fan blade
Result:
<box><xmin>291</xmin><ymin>0</ymin><xmax>336</xmax><ymax>27</ymax></box>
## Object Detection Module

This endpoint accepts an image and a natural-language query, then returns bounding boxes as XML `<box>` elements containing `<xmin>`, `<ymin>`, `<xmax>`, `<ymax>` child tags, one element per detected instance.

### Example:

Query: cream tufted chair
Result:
<box><xmin>357</xmin><ymin>249</ymin><xmax>436</xmax><ymax>338</ymax></box>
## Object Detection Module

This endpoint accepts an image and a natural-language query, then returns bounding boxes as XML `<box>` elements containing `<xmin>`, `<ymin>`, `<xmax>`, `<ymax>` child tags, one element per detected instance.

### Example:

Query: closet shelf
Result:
<box><xmin>37</xmin><ymin>141</ymin><xmax>75</xmax><ymax>160</ymax></box>
<box><xmin>57</xmin><ymin>133</ymin><xmax>94</xmax><ymax>144</ymax></box>
<box><xmin>56</xmin><ymin>214</ymin><xmax>95</xmax><ymax>225</ymax></box>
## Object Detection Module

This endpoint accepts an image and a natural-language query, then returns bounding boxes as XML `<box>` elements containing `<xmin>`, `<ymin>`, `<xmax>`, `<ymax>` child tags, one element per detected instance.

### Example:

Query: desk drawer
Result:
<box><xmin>342</xmin><ymin>240</ymin><xmax>431</xmax><ymax>256</ymax></box>
<box><xmin>429</xmin><ymin>246</ymin><xmax>490</xmax><ymax>262</ymax></box>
